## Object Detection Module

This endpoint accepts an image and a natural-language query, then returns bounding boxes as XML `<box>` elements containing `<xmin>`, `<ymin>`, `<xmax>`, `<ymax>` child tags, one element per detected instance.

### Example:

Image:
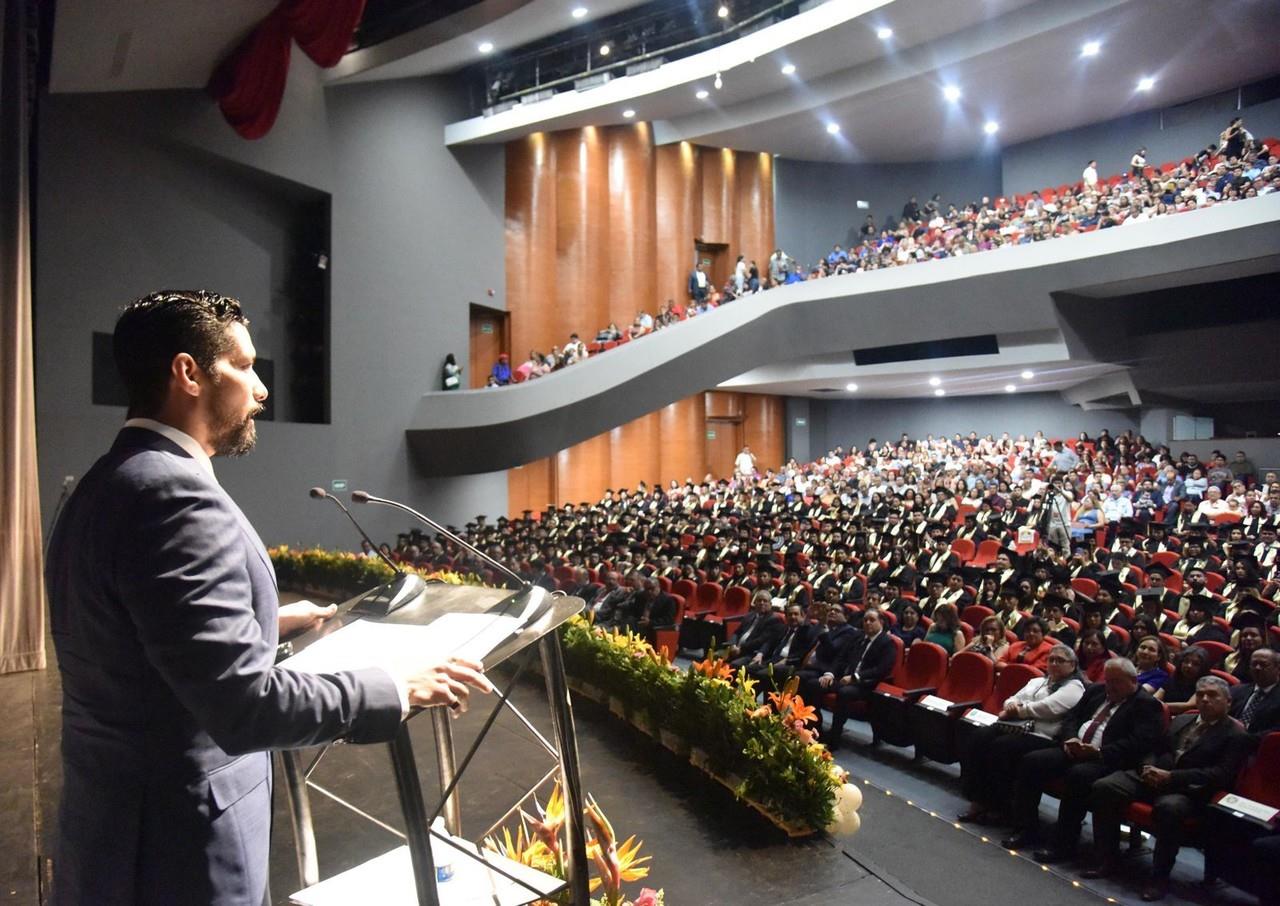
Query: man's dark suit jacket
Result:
<box><xmin>763</xmin><ymin>622</ymin><xmax>821</xmax><ymax>667</ymax></box>
<box><xmin>1147</xmin><ymin>713</ymin><xmax>1251</xmax><ymax>798</ymax></box>
<box><xmin>729</xmin><ymin>611</ymin><xmax>785</xmax><ymax>658</ymax></box>
<box><xmin>1230</xmin><ymin>682</ymin><xmax>1280</xmax><ymax>737</ymax></box>
<box><xmin>1056</xmin><ymin>683</ymin><xmax>1165</xmax><ymax>769</ymax></box>
<box><xmin>835</xmin><ymin>630</ymin><xmax>897</xmax><ymax>688</ymax></box>
<box><xmin>804</xmin><ymin>623</ymin><xmax>857</xmax><ymax>674</ymax></box>
<box><xmin>46</xmin><ymin>428</ymin><xmax>404</xmax><ymax>905</ymax></box>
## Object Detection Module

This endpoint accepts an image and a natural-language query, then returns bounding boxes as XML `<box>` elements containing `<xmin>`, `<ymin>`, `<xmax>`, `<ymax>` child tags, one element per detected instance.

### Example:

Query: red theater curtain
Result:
<box><xmin>208</xmin><ymin>0</ymin><xmax>366</xmax><ymax>140</ymax></box>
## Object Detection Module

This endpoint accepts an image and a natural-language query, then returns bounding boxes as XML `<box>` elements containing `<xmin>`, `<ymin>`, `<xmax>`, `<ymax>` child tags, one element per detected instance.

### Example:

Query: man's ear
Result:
<box><xmin>170</xmin><ymin>353</ymin><xmax>203</xmax><ymax>399</ymax></box>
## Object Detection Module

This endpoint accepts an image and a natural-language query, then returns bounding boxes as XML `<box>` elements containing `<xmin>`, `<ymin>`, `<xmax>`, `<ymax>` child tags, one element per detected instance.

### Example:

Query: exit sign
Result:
<box><xmin>481</xmin><ymin>323</ymin><xmax>494</xmax><ymax>334</ymax></box>
<box><xmin>331</xmin><ymin>479</ymin><xmax>348</xmax><ymax>492</ymax></box>
<box><xmin>794</xmin><ymin>418</ymin><xmax>807</xmax><ymax>427</ymax></box>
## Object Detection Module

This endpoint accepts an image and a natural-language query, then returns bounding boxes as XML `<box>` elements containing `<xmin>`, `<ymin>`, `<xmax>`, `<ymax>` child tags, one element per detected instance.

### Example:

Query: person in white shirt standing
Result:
<box><xmin>1082</xmin><ymin>159</ymin><xmax>1099</xmax><ymax>189</ymax></box>
<box><xmin>735</xmin><ymin>444</ymin><xmax>758</xmax><ymax>480</ymax></box>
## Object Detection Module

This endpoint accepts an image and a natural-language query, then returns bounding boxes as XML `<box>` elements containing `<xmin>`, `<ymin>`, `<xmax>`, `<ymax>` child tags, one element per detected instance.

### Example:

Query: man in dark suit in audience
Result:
<box><xmin>724</xmin><ymin>592</ymin><xmax>785</xmax><ymax>669</ymax></box>
<box><xmin>797</xmin><ymin>604</ymin><xmax>857</xmax><ymax>720</ymax></box>
<box><xmin>821</xmin><ymin>609</ymin><xmax>897</xmax><ymax>750</ymax></box>
<box><xmin>747</xmin><ymin>603</ymin><xmax>820</xmax><ymax>691</ymax></box>
<box><xmin>1230</xmin><ymin>648</ymin><xmax>1280</xmax><ymax>738</ymax></box>
<box><xmin>1085</xmin><ymin>675</ymin><xmax>1251</xmax><ymax>900</ymax></box>
<box><xmin>45</xmin><ymin>291</ymin><xmax>492</xmax><ymax>906</ymax></box>
<box><xmin>1002</xmin><ymin>658</ymin><xmax>1164</xmax><ymax>859</ymax></box>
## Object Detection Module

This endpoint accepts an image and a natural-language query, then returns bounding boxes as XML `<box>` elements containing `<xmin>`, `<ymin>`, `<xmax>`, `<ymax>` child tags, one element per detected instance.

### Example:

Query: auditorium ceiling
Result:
<box><xmin>51</xmin><ymin>0</ymin><xmax>1279</xmax><ymax>163</ymax></box>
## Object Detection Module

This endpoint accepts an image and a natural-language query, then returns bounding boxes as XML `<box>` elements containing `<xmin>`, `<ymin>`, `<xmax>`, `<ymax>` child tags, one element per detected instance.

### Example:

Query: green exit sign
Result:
<box><xmin>794</xmin><ymin>418</ymin><xmax>807</xmax><ymax>427</ymax></box>
<box><xmin>331</xmin><ymin>479</ymin><xmax>348</xmax><ymax>492</ymax></box>
<box><xmin>481</xmin><ymin>323</ymin><xmax>494</xmax><ymax>334</ymax></box>
<box><xmin>706</xmin><ymin>430</ymin><xmax>717</xmax><ymax>439</ymax></box>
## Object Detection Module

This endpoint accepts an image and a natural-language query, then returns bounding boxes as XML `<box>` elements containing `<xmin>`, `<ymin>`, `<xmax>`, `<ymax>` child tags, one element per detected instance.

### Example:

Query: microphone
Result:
<box><xmin>351</xmin><ymin>490</ymin><xmax>528</xmax><ymax>590</ymax></box>
<box><xmin>310</xmin><ymin>487</ymin><xmax>402</xmax><ymax>576</ymax></box>
<box><xmin>309</xmin><ymin>487</ymin><xmax>424</xmax><ymax>616</ymax></box>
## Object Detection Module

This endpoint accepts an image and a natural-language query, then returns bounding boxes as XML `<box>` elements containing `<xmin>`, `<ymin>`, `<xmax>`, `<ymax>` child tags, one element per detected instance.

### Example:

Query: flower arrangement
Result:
<box><xmin>268</xmin><ymin>546</ymin><xmax>485</xmax><ymax>597</ymax></box>
<box><xmin>559</xmin><ymin>615</ymin><xmax>854</xmax><ymax>835</ymax></box>
<box><xmin>483</xmin><ymin>781</ymin><xmax>664</xmax><ymax>906</ymax></box>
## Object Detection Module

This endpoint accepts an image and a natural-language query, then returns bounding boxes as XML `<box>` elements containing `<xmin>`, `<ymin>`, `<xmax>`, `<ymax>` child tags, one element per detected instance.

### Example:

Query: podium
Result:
<box><xmin>276</xmin><ymin>578</ymin><xmax>589</xmax><ymax>905</ymax></box>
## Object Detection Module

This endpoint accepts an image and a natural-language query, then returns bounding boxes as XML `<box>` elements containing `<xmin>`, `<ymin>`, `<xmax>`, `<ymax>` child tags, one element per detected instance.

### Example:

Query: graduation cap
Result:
<box><xmin>1078</xmin><ymin>597</ymin><xmax>1108</xmax><ymax>616</ymax></box>
<box><xmin>1231</xmin><ymin>608</ymin><xmax>1268</xmax><ymax>632</ymax></box>
<box><xmin>998</xmin><ymin>582</ymin><xmax>1023</xmax><ymax>598</ymax></box>
<box><xmin>1135</xmin><ymin>588</ymin><xmax>1166</xmax><ymax>603</ymax></box>
<box><xmin>1042</xmin><ymin>591</ymin><xmax>1072</xmax><ymax>611</ymax></box>
<box><xmin>925</xmin><ymin>571</ymin><xmax>947</xmax><ymax>586</ymax></box>
<box><xmin>1145</xmin><ymin>561</ymin><xmax>1174</xmax><ymax>579</ymax></box>
<box><xmin>1146</xmin><ymin>521</ymin><xmax>1167</xmax><ymax>534</ymax></box>
<box><xmin>1183</xmin><ymin>593</ymin><xmax>1217</xmax><ymax>614</ymax></box>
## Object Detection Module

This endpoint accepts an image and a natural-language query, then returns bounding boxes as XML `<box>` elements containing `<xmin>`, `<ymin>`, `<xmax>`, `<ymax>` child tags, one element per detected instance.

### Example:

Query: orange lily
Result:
<box><xmin>691</xmin><ymin>655</ymin><xmax>732</xmax><ymax>681</ymax></box>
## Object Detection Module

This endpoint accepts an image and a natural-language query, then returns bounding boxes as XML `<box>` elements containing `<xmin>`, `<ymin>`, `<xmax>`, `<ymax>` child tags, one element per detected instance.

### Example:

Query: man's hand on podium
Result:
<box><xmin>278</xmin><ymin>599</ymin><xmax>339</xmax><ymax>638</ymax></box>
<box><xmin>402</xmin><ymin>657</ymin><xmax>493</xmax><ymax>714</ymax></box>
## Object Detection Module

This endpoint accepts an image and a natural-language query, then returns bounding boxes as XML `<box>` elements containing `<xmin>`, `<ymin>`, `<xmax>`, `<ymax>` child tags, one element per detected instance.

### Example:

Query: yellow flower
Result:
<box><xmin>522</xmin><ymin>783</ymin><xmax>566</xmax><ymax>856</ymax></box>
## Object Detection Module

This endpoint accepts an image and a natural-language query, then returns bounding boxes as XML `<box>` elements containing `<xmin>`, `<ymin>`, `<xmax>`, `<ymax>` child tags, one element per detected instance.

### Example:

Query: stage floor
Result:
<box><xmin>1</xmin><ymin>631</ymin><xmax>1260</xmax><ymax>906</ymax></box>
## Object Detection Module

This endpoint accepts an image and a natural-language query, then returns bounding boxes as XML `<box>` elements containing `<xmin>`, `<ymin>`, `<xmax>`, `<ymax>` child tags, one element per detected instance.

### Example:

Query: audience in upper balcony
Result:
<box><xmin>479</xmin><ymin>122</ymin><xmax>1276</xmax><ymax>389</ymax></box>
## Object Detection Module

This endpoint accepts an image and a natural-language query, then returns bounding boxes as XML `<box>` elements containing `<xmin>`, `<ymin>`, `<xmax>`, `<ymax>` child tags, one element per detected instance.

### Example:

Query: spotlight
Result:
<box><xmin>718</xmin><ymin>4</ymin><xmax>729</xmax><ymax>17</ymax></box>
<box><xmin>846</xmin><ymin>382</ymin><xmax>858</xmax><ymax>392</ymax></box>
<box><xmin>622</xmin><ymin>108</ymin><xmax>636</xmax><ymax>118</ymax></box>
<box><xmin>928</xmin><ymin>377</ymin><xmax>942</xmax><ymax>387</ymax></box>
<box><xmin>1137</xmin><ymin>75</ymin><xmax>1155</xmax><ymax>91</ymax></box>
<box><xmin>983</xmin><ymin>120</ymin><xmax>999</xmax><ymax>135</ymax></box>
<box><xmin>1005</xmin><ymin>384</ymin><xmax>1016</xmax><ymax>393</ymax></box>
<box><xmin>599</xmin><ymin>42</ymin><xmax>610</xmax><ymax>55</ymax></box>
<box><xmin>572</xmin><ymin>6</ymin><xmax>588</xmax><ymax>18</ymax></box>
<box><xmin>1021</xmin><ymin>369</ymin><xmax>1034</xmax><ymax>379</ymax></box>
<box><xmin>826</xmin><ymin>122</ymin><xmax>840</xmax><ymax>135</ymax></box>
<box><xmin>478</xmin><ymin>41</ymin><xmax>494</xmax><ymax>54</ymax></box>
<box><xmin>781</xmin><ymin>63</ymin><xmax>796</xmax><ymax>75</ymax></box>
<box><xmin>943</xmin><ymin>84</ymin><xmax>962</xmax><ymax>102</ymax></box>
<box><xmin>935</xmin><ymin>388</ymin><xmax>946</xmax><ymax>397</ymax></box>
<box><xmin>876</xmin><ymin>26</ymin><xmax>893</xmax><ymax>40</ymax></box>
<box><xmin>714</xmin><ymin>72</ymin><xmax>723</xmax><ymax>90</ymax></box>
<box><xmin>696</xmin><ymin>88</ymin><xmax>709</xmax><ymax>99</ymax></box>
<box><xmin>1081</xmin><ymin>40</ymin><xmax>1101</xmax><ymax>56</ymax></box>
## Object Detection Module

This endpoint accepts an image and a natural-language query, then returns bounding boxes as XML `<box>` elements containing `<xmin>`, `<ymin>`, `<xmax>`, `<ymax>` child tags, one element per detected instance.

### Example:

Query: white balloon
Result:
<box><xmin>827</xmin><ymin>807</ymin><xmax>861</xmax><ymax>836</ymax></box>
<box><xmin>840</xmin><ymin>782</ymin><xmax>863</xmax><ymax>814</ymax></box>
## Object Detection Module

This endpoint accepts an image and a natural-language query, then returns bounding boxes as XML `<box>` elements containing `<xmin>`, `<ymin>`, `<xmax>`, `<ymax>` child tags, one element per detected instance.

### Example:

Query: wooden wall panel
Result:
<box><xmin>654</xmin><ymin>142</ymin><xmax>699</xmax><ymax>313</ymax></box>
<box><xmin>734</xmin><ymin>151</ymin><xmax>774</xmax><ymax>280</ymax></box>
<box><xmin>609</xmin><ymin>410</ymin><xmax>660</xmax><ymax>492</ymax></box>
<box><xmin>698</xmin><ymin>146</ymin><xmax>736</xmax><ymax>246</ymax></box>
<box><xmin>704</xmin><ymin>390</ymin><xmax>743</xmax><ymax>419</ymax></box>
<box><xmin>743</xmin><ymin>393</ymin><xmax>785</xmax><ymax>472</ymax></box>
<box><xmin>504</xmin><ymin>127</ymin><xmax>778</xmax><ymax>514</ymax></box>
<box><xmin>553</xmin><ymin>128</ymin><xmax>609</xmax><ymax>357</ymax></box>
<box><xmin>659</xmin><ymin>394</ymin><xmax>707</xmax><ymax>485</ymax></box>
<box><xmin>606</xmin><ymin>124</ymin><xmax>656</xmax><ymax>330</ymax></box>
<box><xmin>555</xmin><ymin>431</ymin><xmax>612</xmax><ymax>507</ymax></box>
<box><xmin>506</xmin><ymin>133</ymin><xmax>558</xmax><ymax>360</ymax></box>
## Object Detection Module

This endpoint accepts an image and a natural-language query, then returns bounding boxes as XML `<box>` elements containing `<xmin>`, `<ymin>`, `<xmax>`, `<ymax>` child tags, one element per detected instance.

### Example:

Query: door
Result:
<box><xmin>705</xmin><ymin>418</ymin><xmax>742</xmax><ymax>479</ymax></box>
<box><xmin>469</xmin><ymin>304</ymin><xmax>508</xmax><ymax>388</ymax></box>
<box><xmin>694</xmin><ymin>241</ymin><xmax>731</xmax><ymax>296</ymax></box>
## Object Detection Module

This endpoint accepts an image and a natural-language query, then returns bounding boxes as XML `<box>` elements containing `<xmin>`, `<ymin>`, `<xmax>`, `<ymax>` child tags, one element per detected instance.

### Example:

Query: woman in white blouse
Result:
<box><xmin>957</xmin><ymin>645</ymin><xmax>1086</xmax><ymax>823</ymax></box>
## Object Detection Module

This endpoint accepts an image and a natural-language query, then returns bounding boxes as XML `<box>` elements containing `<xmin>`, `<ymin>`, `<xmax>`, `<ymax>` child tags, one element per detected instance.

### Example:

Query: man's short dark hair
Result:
<box><xmin>113</xmin><ymin>290</ymin><xmax>249</xmax><ymax>417</ymax></box>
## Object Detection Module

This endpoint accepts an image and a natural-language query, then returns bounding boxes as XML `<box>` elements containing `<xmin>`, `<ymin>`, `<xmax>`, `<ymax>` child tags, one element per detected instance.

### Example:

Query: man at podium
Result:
<box><xmin>45</xmin><ymin>290</ymin><xmax>492</xmax><ymax>906</ymax></box>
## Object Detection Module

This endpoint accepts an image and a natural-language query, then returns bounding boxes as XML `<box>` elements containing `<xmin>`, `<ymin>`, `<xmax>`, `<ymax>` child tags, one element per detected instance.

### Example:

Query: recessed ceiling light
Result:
<box><xmin>622</xmin><ymin>109</ymin><xmax>636</xmax><ymax>118</ymax></box>
<box><xmin>714</xmin><ymin>72</ymin><xmax>723</xmax><ymax>90</ymax></box>
<box><xmin>1081</xmin><ymin>40</ymin><xmax>1101</xmax><ymax>56</ymax></box>
<box><xmin>1137</xmin><ymin>76</ymin><xmax>1155</xmax><ymax>91</ymax></box>
<box><xmin>983</xmin><ymin>120</ymin><xmax>999</xmax><ymax>134</ymax></box>
<box><xmin>781</xmin><ymin>63</ymin><xmax>797</xmax><ymax>75</ymax></box>
<box><xmin>599</xmin><ymin>42</ymin><xmax>610</xmax><ymax>55</ymax></box>
<box><xmin>846</xmin><ymin>382</ymin><xmax>858</xmax><ymax>392</ymax></box>
<box><xmin>1021</xmin><ymin>369</ymin><xmax>1035</xmax><ymax>380</ymax></box>
<box><xmin>826</xmin><ymin>122</ymin><xmax>840</xmax><ymax>135</ymax></box>
<box><xmin>1005</xmin><ymin>384</ymin><xmax>1017</xmax><ymax>393</ymax></box>
<box><xmin>943</xmin><ymin>84</ymin><xmax>962</xmax><ymax>102</ymax></box>
<box><xmin>928</xmin><ymin>377</ymin><xmax>942</xmax><ymax>387</ymax></box>
<box><xmin>572</xmin><ymin>6</ymin><xmax>589</xmax><ymax>18</ymax></box>
<box><xmin>718</xmin><ymin>4</ymin><xmax>729</xmax><ymax>18</ymax></box>
<box><xmin>934</xmin><ymin>388</ymin><xmax>946</xmax><ymax>397</ymax></box>
<box><xmin>876</xmin><ymin>26</ymin><xmax>893</xmax><ymax>40</ymax></box>
<box><xmin>478</xmin><ymin>41</ymin><xmax>495</xmax><ymax>54</ymax></box>
<box><xmin>695</xmin><ymin>88</ymin><xmax>710</xmax><ymax>100</ymax></box>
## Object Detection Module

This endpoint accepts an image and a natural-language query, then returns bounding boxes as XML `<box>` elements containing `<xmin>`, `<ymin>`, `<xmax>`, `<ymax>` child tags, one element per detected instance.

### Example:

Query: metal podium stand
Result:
<box><xmin>277</xmin><ymin>581</ymin><xmax>590</xmax><ymax>906</ymax></box>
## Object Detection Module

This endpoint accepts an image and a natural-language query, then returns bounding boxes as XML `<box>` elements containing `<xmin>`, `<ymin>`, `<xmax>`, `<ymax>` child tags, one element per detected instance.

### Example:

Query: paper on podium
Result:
<box><xmin>280</xmin><ymin>613</ymin><xmax>522</xmax><ymax>676</ymax></box>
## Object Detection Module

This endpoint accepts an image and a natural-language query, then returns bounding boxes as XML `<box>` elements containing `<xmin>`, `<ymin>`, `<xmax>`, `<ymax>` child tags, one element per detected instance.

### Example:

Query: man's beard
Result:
<box><xmin>210</xmin><ymin>396</ymin><xmax>264</xmax><ymax>457</ymax></box>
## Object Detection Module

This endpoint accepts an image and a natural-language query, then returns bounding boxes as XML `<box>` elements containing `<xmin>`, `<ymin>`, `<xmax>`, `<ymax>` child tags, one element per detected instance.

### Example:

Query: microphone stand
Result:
<box><xmin>309</xmin><ymin>487</ymin><xmax>425</xmax><ymax>616</ymax></box>
<box><xmin>351</xmin><ymin>490</ymin><xmax>529</xmax><ymax>590</ymax></box>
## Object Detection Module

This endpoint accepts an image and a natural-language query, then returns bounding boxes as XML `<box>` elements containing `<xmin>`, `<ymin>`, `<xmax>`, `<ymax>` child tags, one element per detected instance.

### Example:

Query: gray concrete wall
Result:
<box><xmin>1001</xmin><ymin>94</ymin><xmax>1280</xmax><ymax>197</ymax></box>
<box><xmin>806</xmin><ymin>393</ymin><xmax>1139</xmax><ymax>459</ymax></box>
<box><xmin>774</xmin><ymin>153</ymin><xmax>1003</xmax><ymax>266</ymax></box>
<box><xmin>35</xmin><ymin>56</ymin><xmax>507</xmax><ymax>550</ymax></box>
